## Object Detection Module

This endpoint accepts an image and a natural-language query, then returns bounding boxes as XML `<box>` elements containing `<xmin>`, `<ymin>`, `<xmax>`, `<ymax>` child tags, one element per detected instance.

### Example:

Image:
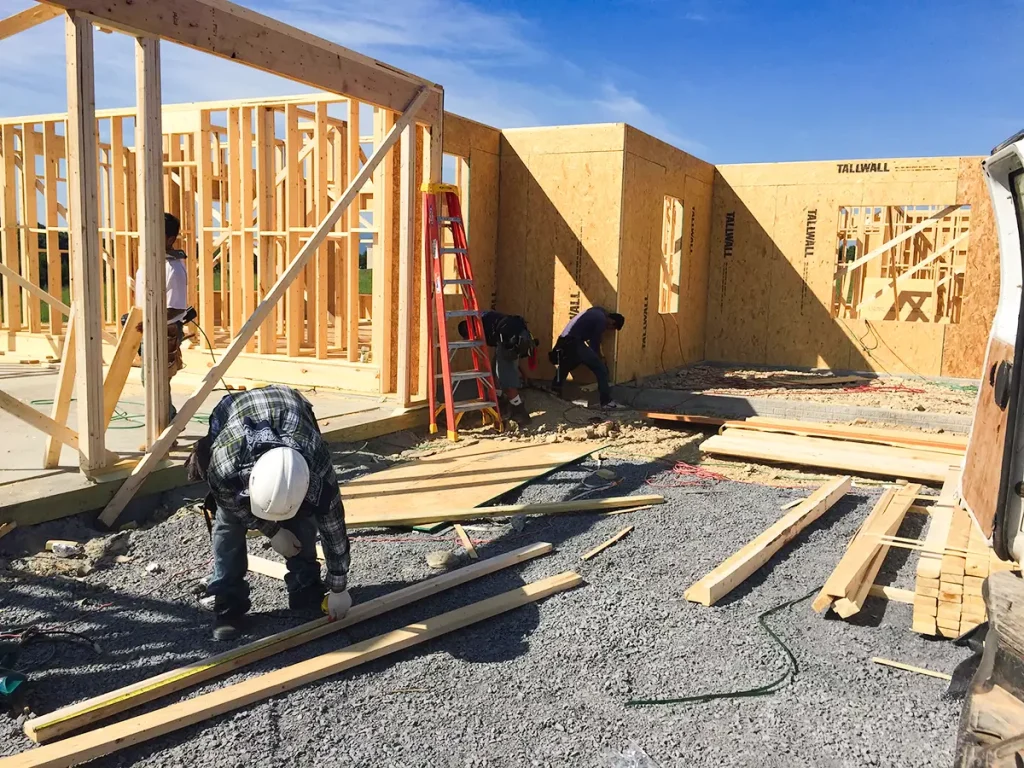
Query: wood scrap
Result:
<box><xmin>581</xmin><ymin>525</ymin><xmax>634</xmax><ymax>561</ymax></box>
<box><xmin>871</xmin><ymin>657</ymin><xmax>952</xmax><ymax>681</ymax></box>
<box><xmin>453</xmin><ymin>524</ymin><xmax>478</xmax><ymax>559</ymax></box>
<box><xmin>773</xmin><ymin>375</ymin><xmax>870</xmax><ymax>388</ymax></box>
<box><xmin>26</xmin><ymin>543</ymin><xmax>555</xmax><ymax>743</ymax></box>
<box><xmin>9</xmin><ymin>571</ymin><xmax>582</xmax><ymax>768</ymax></box>
<box><xmin>687</xmin><ymin>476</ymin><xmax>852</xmax><ymax>607</ymax></box>
<box><xmin>868</xmin><ymin>584</ymin><xmax>915</xmax><ymax>604</ymax></box>
<box><xmin>0</xmin><ymin>521</ymin><xmax>16</xmax><ymax>540</ymax></box>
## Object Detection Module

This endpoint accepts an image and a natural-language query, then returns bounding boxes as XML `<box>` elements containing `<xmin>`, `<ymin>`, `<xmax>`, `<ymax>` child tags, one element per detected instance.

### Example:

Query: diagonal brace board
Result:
<box><xmin>42</xmin><ymin>310</ymin><xmax>77</xmax><ymax>469</ymax></box>
<box><xmin>856</xmin><ymin>230</ymin><xmax>970</xmax><ymax>312</ymax></box>
<box><xmin>4</xmin><ymin>571</ymin><xmax>582</xmax><ymax>768</ymax></box>
<box><xmin>102</xmin><ymin>307</ymin><xmax>143</xmax><ymax>428</ymax></box>
<box><xmin>25</xmin><ymin>542</ymin><xmax>553</xmax><ymax>743</ymax></box>
<box><xmin>0</xmin><ymin>4</ymin><xmax>61</xmax><ymax>40</ymax></box>
<box><xmin>97</xmin><ymin>87</ymin><xmax>430</xmax><ymax>528</ymax></box>
<box><xmin>685</xmin><ymin>476</ymin><xmax>852</xmax><ymax>606</ymax></box>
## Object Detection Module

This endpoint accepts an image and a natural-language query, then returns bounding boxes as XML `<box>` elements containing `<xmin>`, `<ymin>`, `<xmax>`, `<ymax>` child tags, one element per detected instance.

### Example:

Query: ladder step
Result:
<box><xmin>441</xmin><ymin>247</ymin><xmax>468</xmax><ymax>255</ymax></box>
<box><xmin>452</xmin><ymin>398</ymin><xmax>499</xmax><ymax>414</ymax></box>
<box><xmin>443</xmin><ymin>339</ymin><xmax>485</xmax><ymax>350</ymax></box>
<box><xmin>443</xmin><ymin>278</ymin><xmax>473</xmax><ymax>285</ymax></box>
<box><xmin>438</xmin><ymin>216</ymin><xmax>463</xmax><ymax>224</ymax></box>
<box><xmin>438</xmin><ymin>370</ymin><xmax>489</xmax><ymax>382</ymax></box>
<box><xmin>445</xmin><ymin>309</ymin><xmax>480</xmax><ymax>318</ymax></box>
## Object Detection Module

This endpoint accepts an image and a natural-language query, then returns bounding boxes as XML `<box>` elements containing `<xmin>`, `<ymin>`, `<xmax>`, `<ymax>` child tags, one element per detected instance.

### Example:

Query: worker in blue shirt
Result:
<box><xmin>549</xmin><ymin>306</ymin><xmax>626</xmax><ymax>409</ymax></box>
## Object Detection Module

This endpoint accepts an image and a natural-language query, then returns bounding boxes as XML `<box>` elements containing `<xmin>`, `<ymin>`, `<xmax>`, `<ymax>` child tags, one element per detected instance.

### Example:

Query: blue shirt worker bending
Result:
<box><xmin>549</xmin><ymin>306</ymin><xmax>626</xmax><ymax>410</ymax></box>
<box><xmin>186</xmin><ymin>385</ymin><xmax>352</xmax><ymax>641</ymax></box>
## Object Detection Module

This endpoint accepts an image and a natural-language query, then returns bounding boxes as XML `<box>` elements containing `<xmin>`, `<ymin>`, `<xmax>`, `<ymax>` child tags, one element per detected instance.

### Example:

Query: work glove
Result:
<box><xmin>326</xmin><ymin>589</ymin><xmax>352</xmax><ymax>621</ymax></box>
<box><xmin>269</xmin><ymin>528</ymin><xmax>302</xmax><ymax>558</ymax></box>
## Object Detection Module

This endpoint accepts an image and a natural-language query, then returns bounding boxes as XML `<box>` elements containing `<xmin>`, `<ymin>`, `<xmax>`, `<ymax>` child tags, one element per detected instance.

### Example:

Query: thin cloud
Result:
<box><xmin>0</xmin><ymin>0</ymin><xmax>704</xmax><ymax>156</ymax></box>
<box><xmin>594</xmin><ymin>83</ymin><xmax>706</xmax><ymax>154</ymax></box>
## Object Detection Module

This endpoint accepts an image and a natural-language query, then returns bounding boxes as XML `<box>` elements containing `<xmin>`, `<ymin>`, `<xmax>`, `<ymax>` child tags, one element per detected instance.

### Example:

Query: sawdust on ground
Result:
<box><xmin>639</xmin><ymin>363</ymin><xmax>978</xmax><ymax>415</ymax></box>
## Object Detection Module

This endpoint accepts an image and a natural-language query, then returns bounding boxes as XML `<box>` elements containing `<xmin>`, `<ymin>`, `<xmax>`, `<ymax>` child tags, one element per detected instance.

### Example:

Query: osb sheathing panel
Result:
<box><xmin>707</xmin><ymin>156</ymin><xmax>990</xmax><ymax>376</ymax></box>
<box><xmin>499</xmin><ymin>124</ymin><xmax>626</xmax><ymax>156</ymax></box>
<box><xmin>443</xmin><ymin>114</ymin><xmax>502</xmax><ymax>313</ymax></box>
<box><xmin>495</xmin><ymin>127</ymin><xmax>625</xmax><ymax>381</ymax></box>
<box><xmin>444</xmin><ymin>112</ymin><xmax>501</xmax><ymax>157</ymax></box>
<box><xmin>943</xmin><ymin>157</ymin><xmax>999</xmax><ymax>378</ymax></box>
<box><xmin>616</xmin><ymin>126</ymin><xmax>714</xmax><ymax>382</ymax></box>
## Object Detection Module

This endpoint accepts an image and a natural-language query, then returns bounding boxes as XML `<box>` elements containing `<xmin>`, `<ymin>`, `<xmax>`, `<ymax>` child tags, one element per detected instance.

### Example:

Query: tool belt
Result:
<box><xmin>167</xmin><ymin>322</ymin><xmax>183</xmax><ymax>376</ymax></box>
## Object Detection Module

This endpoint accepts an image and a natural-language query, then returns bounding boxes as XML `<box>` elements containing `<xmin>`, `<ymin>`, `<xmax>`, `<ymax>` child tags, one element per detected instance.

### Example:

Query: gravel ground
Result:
<box><xmin>0</xmin><ymin>450</ymin><xmax>970</xmax><ymax>767</ymax></box>
<box><xmin>641</xmin><ymin>363</ymin><xmax>978</xmax><ymax>416</ymax></box>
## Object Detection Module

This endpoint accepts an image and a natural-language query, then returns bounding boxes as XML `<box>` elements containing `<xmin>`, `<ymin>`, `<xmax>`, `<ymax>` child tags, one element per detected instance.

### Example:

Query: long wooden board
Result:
<box><xmin>342</xmin><ymin>440</ymin><xmax>605</xmax><ymax>527</ymax></box>
<box><xmin>700</xmin><ymin>430</ymin><xmax>950</xmax><ymax>483</ymax></box>
<box><xmin>25</xmin><ymin>543</ymin><xmax>554</xmax><ymax>743</ymax></box>
<box><xmin>346</xmin><ymin>494</ymin><xmax>663</xmax><ymax>530</ymax></box>
<box><xmin>685</xmin><ymin>476</ymin><xmax>852</xmax><ymax>606</ymax></box>
<box><xmin>815</xmin><ymin>484</ymin><xmax>920</xmax><ymax>615</ymax></box>
<box><xmin>645</xmin><ymin>412</ymin><xmax>967</xmax><ymax>453</ymax></box>
<box><xmin>6</xmin><ymin>571</ymin><xmax>581</xmax><ymax>768</ymax></box>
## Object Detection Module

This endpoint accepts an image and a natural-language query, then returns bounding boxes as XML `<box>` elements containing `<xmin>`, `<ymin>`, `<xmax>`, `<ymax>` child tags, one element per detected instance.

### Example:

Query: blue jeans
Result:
<box><xmin>207</xmin><ymin>507</ymin><xmax>323</xmax><ymax>616</ymax></box>
<box><xmin>551</xmin><ymin>337</ymin><xmax>611</xmax><ymax>404</ymax></box>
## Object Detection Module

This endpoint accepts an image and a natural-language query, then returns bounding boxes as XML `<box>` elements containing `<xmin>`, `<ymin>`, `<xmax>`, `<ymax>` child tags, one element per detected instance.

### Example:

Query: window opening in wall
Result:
<box><xmin>832</xmin><ymin>203</ymin><xmax>971</xmax><ymax>324</ymax></box>
<box><xmin>659</xmin><ymin>195</ymin><xmax>684</xmax><ymax>314</ymax></box>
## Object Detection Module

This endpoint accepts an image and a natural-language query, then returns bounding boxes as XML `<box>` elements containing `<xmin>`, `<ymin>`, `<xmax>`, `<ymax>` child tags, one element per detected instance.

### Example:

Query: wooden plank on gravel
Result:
<box><xmin>832</xmin><ymin>484</ymin><xmax>920</xmax><ymax>618</ymax></box>
<box><xmin>8</xmin><ymin>571</ymin><xmax>582</xmax><ymax>768</ymax></box>
<box><xmin>701</xmin><ymin>430</ymin><xmax>949</xmax><ymax>483</ymax></box>
<box><xmin>686</xmin><ymin>476</ymin><xmax>852</xmax><ymax>606</ymax></box>
<box><xmin>24</xmin><ymin>543</ymin><xmax>554</xmax><ymax>744</ymax></box>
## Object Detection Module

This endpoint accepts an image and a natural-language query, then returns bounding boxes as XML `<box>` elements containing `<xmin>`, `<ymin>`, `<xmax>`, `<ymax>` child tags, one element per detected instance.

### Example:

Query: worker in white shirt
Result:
<box><xmin>133</xmin><ymin>213</ymin><xmax>189</xmax><ymax>420</ymax></box>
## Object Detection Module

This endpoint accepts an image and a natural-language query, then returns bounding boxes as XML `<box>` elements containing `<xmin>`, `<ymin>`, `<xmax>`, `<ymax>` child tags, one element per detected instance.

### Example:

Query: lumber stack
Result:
<box><xmin>813</xmin><ymin>483</ymin><xmax>922</xmax><ymax>617</ymax></box>
<box><xmin>911</xmin><ymin>469</ymin><xmax>1015</xmax><ymax>637</ymax></box>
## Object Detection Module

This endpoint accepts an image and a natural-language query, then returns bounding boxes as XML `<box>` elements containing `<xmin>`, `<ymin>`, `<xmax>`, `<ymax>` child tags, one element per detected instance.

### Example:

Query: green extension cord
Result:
<box><xmin>626</xmin><ymin>587</ymin><xmax>818</xmax><ymax>707</ymax></box>
<box><xmin>31</xmin><ymin>398</ymin><xmax>210</xmax><ymax>430</ymax></box>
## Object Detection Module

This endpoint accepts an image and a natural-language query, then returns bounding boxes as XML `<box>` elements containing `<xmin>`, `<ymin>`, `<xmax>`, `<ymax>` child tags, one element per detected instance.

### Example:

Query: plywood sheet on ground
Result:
<box><xmin>342</xmin><ymin>440</ymin><xmax>603</xmax><ymax>526</ymax></box>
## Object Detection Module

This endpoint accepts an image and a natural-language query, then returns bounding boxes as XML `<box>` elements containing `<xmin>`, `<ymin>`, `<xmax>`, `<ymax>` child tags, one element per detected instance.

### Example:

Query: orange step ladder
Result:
<box><xmin>422</xmin><ymin>183</ymin><xmax>502</xmax><ymax>441</ymax></box>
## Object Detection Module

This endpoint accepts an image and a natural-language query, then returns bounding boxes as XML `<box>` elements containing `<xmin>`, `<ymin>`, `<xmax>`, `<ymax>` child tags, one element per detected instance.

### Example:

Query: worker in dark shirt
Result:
<box><xmin>549</xmin><ymin>306</ymin><xmax>626</xmax><ymax>409</ymax></box>
<box><xmin>185</xmin><ymin>386</ymin><xmax>352</xmax><ymax>641</ymax></box>
<box><xmin>458</xmin><ymin>310</ymin><xmax>537</xmax><ymax>425</ymax></box>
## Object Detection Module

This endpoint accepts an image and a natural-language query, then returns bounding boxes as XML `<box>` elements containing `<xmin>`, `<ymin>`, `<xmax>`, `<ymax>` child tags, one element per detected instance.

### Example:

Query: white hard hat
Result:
<box><xmin>248</xmin><ymin>446</ymin><xmax>310</xmax><ymax>521</ymax></box>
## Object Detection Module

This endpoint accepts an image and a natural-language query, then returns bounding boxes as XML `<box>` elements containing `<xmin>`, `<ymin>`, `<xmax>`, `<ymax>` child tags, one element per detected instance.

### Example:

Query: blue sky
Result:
<box><xmin>1</xmin><ymin>0</ymin><xmax>1020</xmax><ymax>163</ymax></box>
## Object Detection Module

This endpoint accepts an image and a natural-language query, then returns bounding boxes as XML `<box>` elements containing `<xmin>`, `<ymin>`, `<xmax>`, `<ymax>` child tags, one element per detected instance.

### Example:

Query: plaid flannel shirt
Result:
<box><xmin>206</xmin><ymin>386</ymin><xmax>350</xmax><ymax>591</ymax></box>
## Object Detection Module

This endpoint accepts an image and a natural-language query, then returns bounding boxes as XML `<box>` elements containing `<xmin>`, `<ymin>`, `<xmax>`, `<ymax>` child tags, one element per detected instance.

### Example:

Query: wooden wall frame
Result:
<box><xmin>0</xmin><ymin>1</ymin><xmax>443</xmax><ymax>510</ymax></box>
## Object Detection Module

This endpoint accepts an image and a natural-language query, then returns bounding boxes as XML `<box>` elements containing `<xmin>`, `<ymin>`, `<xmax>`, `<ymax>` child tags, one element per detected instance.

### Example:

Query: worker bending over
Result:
<box><xmin>458</xmin><ymin>310</ymin><xmax>537</xmax><ymax>425</ymax></box>
<box><xmin>186</xmin><ymin>385</ymin><xmax>352</xmax><ymax>641</ymax></box>
<box><xmin>550</xmin><ymin>306</ymin><xmax>626</xmax><ymax>410</ymax></box>
<box><xmin>133</xmin><ymin>212</ymin><xmax>189</xmax><ymax>420</ymax></box>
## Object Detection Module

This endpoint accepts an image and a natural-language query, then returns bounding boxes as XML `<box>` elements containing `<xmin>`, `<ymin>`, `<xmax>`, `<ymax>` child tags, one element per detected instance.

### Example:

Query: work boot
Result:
<box><xmin>288</xmin><ymin>583</ymin><xmax>327</xmax><ymax>613</ymax></box>
<box><xmin>211</xmin><ymin>595</ymin><xmax>250</xmax><ymax>641</ymax></box>
<box><xmin>212</xmin><ymin>612</ymin><xmax>246</xmax><ymax>642</ymax></box>
<box><xmin>510</xmin><ymin>401</ymin><xmax>533</xmax><ymax>426</ymax></box>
